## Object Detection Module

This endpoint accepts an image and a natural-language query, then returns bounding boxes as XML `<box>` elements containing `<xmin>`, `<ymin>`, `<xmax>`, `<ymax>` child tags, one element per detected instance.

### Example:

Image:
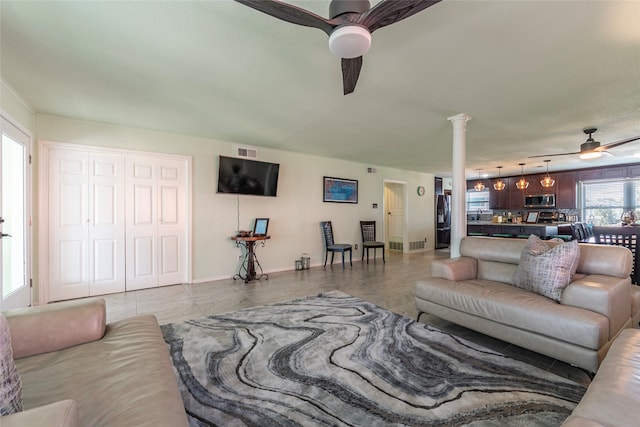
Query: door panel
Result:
<box><xmin>126</xmin><ymin>157</ymin><xmax>158</xmax><ymax>290</ymax></box>
<box><xmin>49</xmin><ymin>149</ymin><xmax>89</xmax><ymax>301</ymax></box>
<box><xmin>1</xmin><ymin>116</ymin><xmax>31</xmax><ymax>309</ymax></box>
<box><xmin>385</xmin><ymin>183</ymin><xmax>405</xmax><ymax>251</ymax></box>
<box><xmin>49</xmin><ymin>149</ymin><xmax>125</xmax><ymax>300</ymax></box>
<box><xmin>88</xmin><ymin>153</ymin><xmax>125</xmax><ymax>296</ymax></box>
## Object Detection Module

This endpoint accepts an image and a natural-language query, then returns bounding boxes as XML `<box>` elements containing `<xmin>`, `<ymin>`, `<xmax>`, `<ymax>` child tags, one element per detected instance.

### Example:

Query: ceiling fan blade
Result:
<box><xmin>342</xmin><ymin>56</ymin><xmax>363</xmax><ymax>95</ymax></box>
<box><xmin>357</xmin><ymin>0</ymin><xmax>442</xmax><ymax>33</ymax></box>
<box><xmin>234</xmin><ymin>0</ymin><xmax>338</xmax><ymax>35</ymax></box>
<box><xmin>528</xmin><ymin>151</ymin><xmax>581</xmax><ymax>158</ymax></box>
<box><xmin>599</xmin><ymin>135</ymin><xmax>640</xmax><ymax>150</ymax></box>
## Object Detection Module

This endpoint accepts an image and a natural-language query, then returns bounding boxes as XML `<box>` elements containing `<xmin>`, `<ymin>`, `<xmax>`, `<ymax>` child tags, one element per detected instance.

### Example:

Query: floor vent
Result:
<box><xmin>409</xmin><ymin>241</ymin><xmax>425</xmax><ymax>250</ymax></box>
<box><xmin>389</xmin><ymin>241</ymin><xmax>403</xmax><ymax>251</ymax></box>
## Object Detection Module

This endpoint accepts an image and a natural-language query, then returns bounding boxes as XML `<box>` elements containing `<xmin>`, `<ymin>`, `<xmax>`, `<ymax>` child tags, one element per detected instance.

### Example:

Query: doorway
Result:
<box><xmin>1</xmin><ymin>116</ymin><xmax>31</xmax><ymax>309</ymax></box>
<box><xmin>383</xmin><ymin>181</ymin><xmax>407</xmax><ymax>252</ymax></box>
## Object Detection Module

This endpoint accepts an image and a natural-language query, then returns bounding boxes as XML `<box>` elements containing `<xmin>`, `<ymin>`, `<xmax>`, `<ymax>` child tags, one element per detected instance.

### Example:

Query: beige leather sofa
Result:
<box><xmin>416</xmin><ymin>236</ymin><xmax>640</xmax><ymax>373</ymax></box>
<box><xmin>2</xmin><ymin>298</ymin><xmax>188</xmax><ymax>427</ymax></box>
<box><xmin>561</xmin><ymin>328</ymin><xmax>640</xmax><ymax>426</ymax></box>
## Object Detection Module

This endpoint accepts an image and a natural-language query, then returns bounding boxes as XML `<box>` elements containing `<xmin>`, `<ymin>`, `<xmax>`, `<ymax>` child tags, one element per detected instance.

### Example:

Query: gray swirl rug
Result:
<box><xmin>161</xmin><ymin>291</ymin><xmax>586</xmax><ymax>426</ymax></box>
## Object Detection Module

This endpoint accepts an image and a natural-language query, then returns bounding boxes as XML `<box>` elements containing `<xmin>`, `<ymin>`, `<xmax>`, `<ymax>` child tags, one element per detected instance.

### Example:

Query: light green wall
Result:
<box><xmin>35</xmin><ymin>114</ymin><xmax>435</xmax><ymax>286</ymax></box>
<box><xmin>1</xmin><ymin>80</ymin><xmax>34</xmax><ymax>131</ymax></box>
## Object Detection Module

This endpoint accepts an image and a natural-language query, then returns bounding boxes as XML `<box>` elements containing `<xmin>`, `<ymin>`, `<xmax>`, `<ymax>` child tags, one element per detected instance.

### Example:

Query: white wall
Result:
<box><xmin>34</xmin><ymin>114</ymin><xmax>435</xmax><ymax>289</ymax></box>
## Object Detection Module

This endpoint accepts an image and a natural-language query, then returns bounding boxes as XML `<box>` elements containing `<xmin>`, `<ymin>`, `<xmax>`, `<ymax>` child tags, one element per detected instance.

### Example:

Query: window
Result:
<box><xmin>581</xmin><ymin>179</ymin><xmax>640</xmax><ymax>225</ymax></box>
<box><xmin>466</xmin><ymin>189</ymin><xmax>490</xmax><ymax>213</ymax></box>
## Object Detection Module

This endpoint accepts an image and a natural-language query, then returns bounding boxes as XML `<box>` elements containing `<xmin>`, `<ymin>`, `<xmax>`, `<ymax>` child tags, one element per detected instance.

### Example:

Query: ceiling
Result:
<box><xmin>1</xmin><ymin>0</ymin><xmax>639</xmax><ymax>179</ymax></box>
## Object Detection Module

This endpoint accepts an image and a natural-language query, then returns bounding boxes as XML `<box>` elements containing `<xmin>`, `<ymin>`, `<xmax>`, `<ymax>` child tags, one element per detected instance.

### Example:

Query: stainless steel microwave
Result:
<box><xmin>524</xmin><ymin>194</ymin><xmax>556</xmax><ymax>208</ymax></box>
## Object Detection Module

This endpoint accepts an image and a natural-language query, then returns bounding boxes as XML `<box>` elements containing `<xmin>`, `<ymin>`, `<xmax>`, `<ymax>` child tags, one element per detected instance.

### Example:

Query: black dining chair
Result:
<box><xmin>320</xmin><ymin>221</ymin><xmax>352</xmax><ymax>269</ymax></box>
<box><xmin>360</xmin><ymin>221</ymin><xmax>385</xmax><ymax>263</ymax></box>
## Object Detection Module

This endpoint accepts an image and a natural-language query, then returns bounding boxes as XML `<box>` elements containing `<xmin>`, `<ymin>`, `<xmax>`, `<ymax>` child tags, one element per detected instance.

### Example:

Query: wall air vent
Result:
<box><xmin>409</xmin><ymin>241</ymin><xmax>426</xmax><ymax>250</ymax></box>
<box><xmin>235</xmin><ymin>146</ymin><xmax>258</xmax><ymax>159</ymax></box>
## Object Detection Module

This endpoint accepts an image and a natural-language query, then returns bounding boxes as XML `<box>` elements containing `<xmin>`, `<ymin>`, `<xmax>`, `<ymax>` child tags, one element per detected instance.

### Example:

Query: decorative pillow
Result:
<box><xmin>513</xmin><ymin>235</ymin><xmax>580</xmax><ymax>302</ymax></box>
<box><xmin>0</xmin><ymin>314</ymin><xmax>22</xmax><ymax>416</ymax></box>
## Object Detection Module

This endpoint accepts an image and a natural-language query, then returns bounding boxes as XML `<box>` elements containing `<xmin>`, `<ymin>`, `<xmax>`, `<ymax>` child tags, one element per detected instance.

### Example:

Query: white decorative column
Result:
<box><xmin>447</xmin><ymin>113</ymin><xmax>471</xmax><ymax>258</ymax></box>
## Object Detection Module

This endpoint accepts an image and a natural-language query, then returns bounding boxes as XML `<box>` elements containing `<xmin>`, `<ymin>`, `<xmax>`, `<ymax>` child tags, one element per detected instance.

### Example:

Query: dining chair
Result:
<box><xmin>320</xmin><ymin>221</ymin><xmax>352</xmax><ymax>269</ymax></box>
<box><xmin>360</xmin><ymin>221</ymin><xmax>385</xmax><ymax>263</ymax></box>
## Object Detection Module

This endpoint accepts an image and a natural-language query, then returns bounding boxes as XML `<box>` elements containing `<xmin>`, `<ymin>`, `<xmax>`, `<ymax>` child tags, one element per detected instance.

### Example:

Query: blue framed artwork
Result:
<box><xmin>323</xmin><ymin>176</ymin><xmax>358</xmax><ymax>203</ymax></box>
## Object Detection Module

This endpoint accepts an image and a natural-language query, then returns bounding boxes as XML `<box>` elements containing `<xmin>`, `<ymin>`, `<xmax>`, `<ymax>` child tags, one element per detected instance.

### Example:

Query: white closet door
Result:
<box><xmin>49</xmin><ymin>149</ymin><xmax>90</xmax><ymax>300</ymax></box>
<box><xmin>49</xmin><ymin>149</ymin><xmax>126</xmax><ymax>300</ymax></box>
<box><xmin>88</xmin><ymin>153</ymin><xmax>126</xmax><ymax>296</ymax></box>
<box><xmin>157</xmin><ymin>162</ymin><xmax>186</xmax><ymax>286</ymax></box>
<box><xmin>125</xmin><ymin>156</ymin><xmax>187</xmax><ymax>290</ymax></box>
<box><xmin>126</xmin><ymin>158</ymin><xmax>158</xmax><ymax>290</ymax></box>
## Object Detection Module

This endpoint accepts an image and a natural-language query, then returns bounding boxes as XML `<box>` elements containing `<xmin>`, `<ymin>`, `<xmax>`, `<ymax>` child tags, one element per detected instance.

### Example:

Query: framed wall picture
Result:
<box><xmin>525</xmin><ymin>211</ymin><xmax>539</xmax><ymax>224</ymax></box>
<box><xmin>323</xmin><ymin>176</ymin><xmax>358</xmax><ymax>203</ymax></box>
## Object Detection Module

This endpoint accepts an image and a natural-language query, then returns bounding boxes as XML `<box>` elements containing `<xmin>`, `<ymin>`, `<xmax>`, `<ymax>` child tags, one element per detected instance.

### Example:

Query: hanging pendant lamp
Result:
<box><xmin>474</xmin><ymin>169</ymin><xmax>485</xmax><ymax>191</ymax></box>
<box><xmin>515</xmin><ymin>163</ymin><xmax>529</xmax><ymax>190</ymax></box>
<box><xmin>494</xmin><ymin>166</ymin><xmax>505</xmax><ymax>191</ymax></box>
<box><xmin>540</xmin><ymin>159</ymin><xmax>555</xmax><ymax>188</ymax></box>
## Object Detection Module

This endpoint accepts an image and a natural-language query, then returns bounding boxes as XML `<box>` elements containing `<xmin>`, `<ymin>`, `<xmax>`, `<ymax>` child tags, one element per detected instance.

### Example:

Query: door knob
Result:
<box><xmin>0</xmin><ymin>233</ymin><xmax>11</xmax><ymax>239</ymax></box>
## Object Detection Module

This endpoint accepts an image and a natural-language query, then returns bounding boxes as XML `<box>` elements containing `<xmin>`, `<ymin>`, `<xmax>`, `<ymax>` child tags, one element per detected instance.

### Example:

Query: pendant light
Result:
<box><xmin>515</xmin><ymin>163</ymin><xmax>529</xmax><ymax>190</ymax></box>
<box><xmin>540</xmin><ymin>159</ymin><xmax>555</xmax><ymax>188</ymax></box>
<box><xmin>493</xmin><ymin>166</ymin><xmax>505</xmax><ymax>191</ymax></box>
<box><xmin>474</xmin><ymin>169</ymin><xmax>485</xmax><ymax>192</ymax></box>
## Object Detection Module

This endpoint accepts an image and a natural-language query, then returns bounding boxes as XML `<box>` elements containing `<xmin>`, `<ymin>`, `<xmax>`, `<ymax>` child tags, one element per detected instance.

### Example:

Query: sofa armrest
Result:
<box><xmin>4</xmin><ymin>298</ymin><xmax>106</xmax><ymax>359</ymax></box>
<box><xmin>1</xmin><ymin>400</ymin><xmax>79</xmax><ymax>427</ymax></box>
<box><xmin>431</xmin><ymin>257</ymin><xmax>477</xmax><ymax>281</ymax></box>
<box><xmin>561</xmin><ymin>275</ymin><xmax>631</xmax><ymax>338</ymax></box>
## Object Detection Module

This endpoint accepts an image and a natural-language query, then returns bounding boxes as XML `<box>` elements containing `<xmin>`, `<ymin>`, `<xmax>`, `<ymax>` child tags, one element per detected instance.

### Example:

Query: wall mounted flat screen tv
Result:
<box><xmin>217</xmin><ymin>156</ymin><xmax>280</xmax><ymax>197</ymax></box>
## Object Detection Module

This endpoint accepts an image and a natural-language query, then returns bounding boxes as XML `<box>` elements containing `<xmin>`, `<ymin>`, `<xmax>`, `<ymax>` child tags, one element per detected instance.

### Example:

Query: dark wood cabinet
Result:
<box><xmin>467</xmin><ymin>178</ymin><xmax>490</xmax><ymax>191</ymax></box>
<box><xmin>555</xmin><ymin>171</ymin><xmax>577</xmax><ymax>209</ymax></box>
<box><xmin>508</xmin><ymin>180</ymin><xmax>526</xmax><ymax>209</ymax></box>
<box><xmin>523</xmin><ymin>173</ymin><xmax>544</xmax><ymax>196</ymax></box>
<box><xmin>489</xmin><ymin>178</ymin><xmax>509</xmax><ymax>210</ymax></box>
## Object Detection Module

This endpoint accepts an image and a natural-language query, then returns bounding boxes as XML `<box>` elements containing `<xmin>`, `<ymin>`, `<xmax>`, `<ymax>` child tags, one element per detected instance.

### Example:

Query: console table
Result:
<box><xmin>231</xmin><ymin>236</ymin><xmax>270</xmax><ymax>283</ymax></box>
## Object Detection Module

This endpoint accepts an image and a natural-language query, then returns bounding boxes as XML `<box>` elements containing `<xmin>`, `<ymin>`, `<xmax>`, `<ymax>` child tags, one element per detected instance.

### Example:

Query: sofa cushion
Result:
<box><xmin>0</xmin><ymin>314</ymin><xmax>22</xmax><ymax>415</ymax></box>
<box><xmin>15</xmin><ymin>315</ymin><xmax>188</xmax><ymax>426</ymax></box>
<box><xmin>1</xmin><ymin>399</ymin><xmax>79</xmax><ymax>427</ymax></box>
<box><xmin>415</xmin><ymin>277</ymin><xmax>608</xmax><ymax>350</ymax></box>
<box><xmin>513</xmin><ymin>235</ymin><xmax>580</xmax><ymax>302</ymax></box>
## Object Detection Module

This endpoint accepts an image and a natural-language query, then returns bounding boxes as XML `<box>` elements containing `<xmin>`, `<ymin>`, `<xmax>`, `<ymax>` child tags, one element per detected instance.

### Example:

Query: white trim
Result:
<box><xmin>1</xmin><ymin>111</ymin><xmax>34</xmax><ymax>308</ymax></box>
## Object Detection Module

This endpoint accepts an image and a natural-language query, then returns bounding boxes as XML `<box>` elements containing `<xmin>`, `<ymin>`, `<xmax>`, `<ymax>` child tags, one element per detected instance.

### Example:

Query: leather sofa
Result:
<box><xmin>561</xmin><ymin>328</ymin><xmax>640</xmax><ymax>426</ymax></box>
<box><xmin>416</xmin><ymin>236</ymin><xmax>640</xmax><ymax>373</ymax></box>
<box><xmin>1</xmin><ymin>298</ymin><xmax>188</xmax><ymax>426</ymax></box>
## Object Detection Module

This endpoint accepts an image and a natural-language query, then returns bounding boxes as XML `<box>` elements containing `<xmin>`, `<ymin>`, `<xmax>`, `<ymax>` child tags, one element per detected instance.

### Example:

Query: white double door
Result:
<box><xmin>46</xmin><ymin>144</ymin><xmax>188</xmax><ymax>301</ymax></box>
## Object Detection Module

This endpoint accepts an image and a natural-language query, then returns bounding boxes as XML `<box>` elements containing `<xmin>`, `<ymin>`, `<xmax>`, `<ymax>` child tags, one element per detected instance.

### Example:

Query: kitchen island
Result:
<box><xmin>467</xmin><ymin>221</ymin><xmax>564</xmax><ymax>239</ymax></box>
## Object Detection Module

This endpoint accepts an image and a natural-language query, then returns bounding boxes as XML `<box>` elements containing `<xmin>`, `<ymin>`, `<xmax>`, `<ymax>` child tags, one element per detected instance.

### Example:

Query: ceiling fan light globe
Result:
<box><xmin>328</xmin><ymin>25</ymin><xmax>371</xmax><ymax>58</ymax></box>
<box><xmin>580</xmin><ymin>151</ymin><xmax>602</xmax><ymax>160</ymax></box>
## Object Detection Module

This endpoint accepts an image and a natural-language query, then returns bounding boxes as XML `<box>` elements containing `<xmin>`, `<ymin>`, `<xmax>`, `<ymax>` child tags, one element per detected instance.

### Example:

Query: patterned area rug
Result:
<box><xmin>161</xmin><ymin>291</ymin><xmax>586</xmax><ymax>426</ymax></box>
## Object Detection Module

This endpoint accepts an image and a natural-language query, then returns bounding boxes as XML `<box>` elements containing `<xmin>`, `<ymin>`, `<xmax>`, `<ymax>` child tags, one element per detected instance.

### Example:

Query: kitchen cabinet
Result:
<box><xmin>489</xmin><ymin>178</ymin><xmax>509</xmax><ymax>210</ymax></box>
<box><xmin>508</xmin><ymin>182</ymin><xmax>526</xmax><ymax>209</ymax></box>
<box><xmin>467</xmin><ymin>178</ymin><xmax>490</xmax><ymax>191</ymax></box>
<box><xmin>555</xmin><ymin>171</ymin><xmax>577</xmax><ymax>209</ymax></box>
<box><xmin>578</xmin><ymin>166</ymin><xmax>627</xmax><ymax>181</ymax></box>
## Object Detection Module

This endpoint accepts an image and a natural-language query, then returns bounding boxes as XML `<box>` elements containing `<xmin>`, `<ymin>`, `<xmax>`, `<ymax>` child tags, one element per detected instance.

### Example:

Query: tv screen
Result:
<box><xmin>217</xmin><ymin>156</ymin><xmax>280</xmax><ymax>197</ymax></box>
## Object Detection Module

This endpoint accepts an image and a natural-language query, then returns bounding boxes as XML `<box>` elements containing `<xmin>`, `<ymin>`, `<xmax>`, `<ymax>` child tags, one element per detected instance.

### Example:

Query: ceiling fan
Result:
<box><xmin>235</xmin><ymin>0</ymin><xmax>441</xmax><ymax>95</ymax></box>
<box><xmin>529</xmin><ymin>128</ymin><xmax>640</xmax><ymax>160</ymax></box>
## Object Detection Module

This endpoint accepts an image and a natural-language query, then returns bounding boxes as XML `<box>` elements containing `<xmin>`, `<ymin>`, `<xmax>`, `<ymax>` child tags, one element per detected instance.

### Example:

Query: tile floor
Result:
<box><xmin>102</xmin><ymin>248</ymin><xmax>591</xmax><ymax>387</ymax></box>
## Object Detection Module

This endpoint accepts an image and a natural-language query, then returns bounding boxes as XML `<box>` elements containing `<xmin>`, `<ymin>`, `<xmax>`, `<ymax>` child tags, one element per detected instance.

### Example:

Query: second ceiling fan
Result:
<box><xmin>235</xmin><ymin>0</ymin><xmax>441</xmax><ymax>95</ymax></box>
<box><xmin>529</xmin><ymin>128</ymin><xmax>640</xmax><ymax>160</ymax></box>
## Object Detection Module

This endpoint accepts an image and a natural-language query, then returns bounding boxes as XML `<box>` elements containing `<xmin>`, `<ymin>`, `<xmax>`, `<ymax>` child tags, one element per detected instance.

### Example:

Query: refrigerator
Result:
<box><xmin>435</xmin><ymin>194</ymin><xmax>451</xmax><ymax>249</ymax></box>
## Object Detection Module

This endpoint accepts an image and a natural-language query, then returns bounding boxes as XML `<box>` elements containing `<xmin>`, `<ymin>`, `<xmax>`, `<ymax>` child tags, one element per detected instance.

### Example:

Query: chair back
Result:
<box><xmin>321</xmin><ymin>221</ymin><xmax>335</xmax><ymax>246</ymax></box>
<box><xmin>360</xmin><ymin>221</ymin><xmax>377</xmax><ymax>243</ymax></box>
<box><xmin>592</xmin><ymin>225</ymin><xmax>640</xmax><ymax>284</ymax></box>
